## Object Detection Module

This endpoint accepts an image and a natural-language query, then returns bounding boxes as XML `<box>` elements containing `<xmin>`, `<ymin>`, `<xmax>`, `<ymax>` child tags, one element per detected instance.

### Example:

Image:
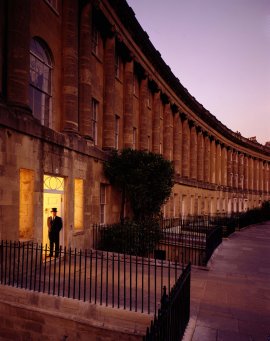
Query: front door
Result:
<box><xmin>43</xmin><ymin>175</ymin><xmax>64</xmax><ymax>249</ymax></box>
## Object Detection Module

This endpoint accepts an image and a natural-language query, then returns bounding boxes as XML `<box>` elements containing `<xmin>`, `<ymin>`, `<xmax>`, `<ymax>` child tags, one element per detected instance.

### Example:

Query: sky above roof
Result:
<box><xmin>126</xmin><ymin>0</ymin><xmax>270</xmax><ymax>145</ymax></box>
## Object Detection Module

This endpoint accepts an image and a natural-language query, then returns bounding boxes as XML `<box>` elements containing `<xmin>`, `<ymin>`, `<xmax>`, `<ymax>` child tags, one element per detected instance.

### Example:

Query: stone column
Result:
<box><xmin>253</xmin><ymin>158</ymin><xmax>258</xmax><ymax>191</ymax></box>
<box><xmin>190</xmin><ymin>124</ymin><xmax>198</xmax><ymax>179</ymax></box>
<box><xmin>249</xmin><ymin>157</ymin><xmax>254</xmax><ymax>190</ymax></box>
<box><xmin>266</xmin><ymin>162</ymin><xmax>270</xmax><ymax>195</ymax></box>
<box><xmin>204</xmin><ymin>134</ymin><xmax>210</xmax><ymax>183</ymax></box>
<box><xmin>152</xmin><ymin>91</ymin><xmax>161</xmax><ymax>154</ymax></box>
<box><xmin>0</xmin><ymin>0</ymin><xmax>6</xmax><ymax>98</ymax></box>
<box><xmin>244</xmin><ymin>155</ymin><xmax>249</xmax><ymax>190</ymax></box>
<box><xmin>62</xmin><ymin>0</ymin><xmax>79</xmax><ymax>133</ymax></box>
<box><xmin>173</xmin><ymin>113</ymin><xmax>181</xmax><ymax>175</ymax></box>
<box><xmin>123</xmin><ymin>58</ymin><xmax>134</xmax><ymax>148</ymax></box>
<box><xmin>221</xmin><ymin>146</ymin><xmax>227</xmax><ymax>186</ymax></box>
<box><xmin>163</xmin><ymin>102</ymin><xmax>172</xmax><ymax>160</ymax></box>
<box><xmin>139</xmin><ymin>77</ymin><xmax>149</xmax><ymax>151</ymax></box>
<box><xmin>197</xmin><ymin>130</ymin><xmax>204</xmax><ymax>182</ymax></box>
<box><xmin>182</xmin><ymin>118</ymin><xmax>190</xmax><ymax>177</ymax></box>
<box><xmin>232</xmin><ymin>151</ymin><xmax>238</xmax><ymax>189</ymax></box>
<box><xmin>238</xmin><ymin>153</ymin><xmax>244</xmax><ymax>190</ymax></box>
<box><xmin>263</xmin><ymin>162</ymin><xmax>267</xmax><ymax>193</ymax></box>
<box><xmin>227</xmin><ymin>148</ymin><xmax>233</xmax><ymax>187</ymax></box>
<box><xmin>79</xmin><ymin>3</ymin><xmax>92</xmax><ymax>139</ymax></box>
<box><xmin>216</xmin><ymin>142</ymin><xmax>221</xmax><ymax>185</ymax></box>
<box><xmin>259</xmin><ymin>160</ymin><xmax>263</xmax><ymax>191</ymax></box>
<box><xmin>103</xmin><ymin>33</ymin><xmax>115</xmax><ymax>149</ymax></box>
<box><xmin>210</xmin><ymin>138</ymin><xmax>216</xmax><ymax>184</ymax></box>
<box><xmin>7</xmin><ymin>0</ymin><xmax>31</xmax><ymax>111</ymax></box>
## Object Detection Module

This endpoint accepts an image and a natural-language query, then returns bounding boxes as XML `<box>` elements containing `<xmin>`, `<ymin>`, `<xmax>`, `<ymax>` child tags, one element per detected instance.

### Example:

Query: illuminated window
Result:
<box><xmin>92</xmin><ymin>24</ymin><xmax>98</xmax><ymax>55</ymax></box>
<box><xmin>114</xmin><ymin>115</ymin><xmax>119</xmax><ymax>149</ymax></box>
<box><xmin>100</xmin><ymin>184</ymin><xmax>106</xmax><ymax>224</ymax></box>
<box><xmin>29</xmin><ymin>38</ymin><xmax>52</xmax><ymax>127</ymax></box>
<box><xmin>92</xmin><ymin>98</ymin><xmax>98</xmax><ymax>145</ymax></box>
<box><xmin>74</xmin><ymin>179</ymin><xmax>84</xmax><ymax>230</ymax></box>
<box><xmin>20</xmin><ymin>169</ymin><xmax>34</xmax><ymax>239</ymax></box>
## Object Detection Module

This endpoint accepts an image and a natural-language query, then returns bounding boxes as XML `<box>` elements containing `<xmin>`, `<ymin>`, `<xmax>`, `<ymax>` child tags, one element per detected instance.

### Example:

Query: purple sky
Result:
<box><xmin>126</xmin><ymin>0</ymin><xmax>270</xmax><ymax>144</ymax></box>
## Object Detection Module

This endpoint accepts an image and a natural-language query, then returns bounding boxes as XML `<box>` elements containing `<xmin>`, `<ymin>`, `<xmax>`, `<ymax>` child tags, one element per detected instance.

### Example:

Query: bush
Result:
<box><xmin>98</xmin><ymin>218</ymin><xmax>161</xmax><ymax>256</ymax></box>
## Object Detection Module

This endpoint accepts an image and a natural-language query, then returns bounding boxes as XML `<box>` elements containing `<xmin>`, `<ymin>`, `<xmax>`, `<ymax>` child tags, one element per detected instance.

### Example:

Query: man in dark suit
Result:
<box><xmin>47</xmin><ymin>208</ymin><xmax>63</xmax><ymax>257</ymax></box>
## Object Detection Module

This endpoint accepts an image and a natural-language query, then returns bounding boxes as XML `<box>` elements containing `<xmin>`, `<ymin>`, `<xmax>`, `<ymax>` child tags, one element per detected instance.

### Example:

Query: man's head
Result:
<box><xmin>51</xmin><ymin>208</ymin><xmax>57</xmax><ymax>217</ymax></box>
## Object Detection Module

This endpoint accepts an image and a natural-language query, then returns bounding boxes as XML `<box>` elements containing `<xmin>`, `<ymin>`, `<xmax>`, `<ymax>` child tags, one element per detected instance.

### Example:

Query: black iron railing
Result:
<box><xmin>144</xmin><ymin>262</ymin><xmax>191</xmax><ymax>341</ymax></box>
<box><xmin>92</xmin><ymin>216</ymin><xmax>223</xmax><ymax>266</ymax></box>
<box><xmin>0</xmin><ymin>241</ymin><xmax>184</xmax><ymax>315</ymax></box>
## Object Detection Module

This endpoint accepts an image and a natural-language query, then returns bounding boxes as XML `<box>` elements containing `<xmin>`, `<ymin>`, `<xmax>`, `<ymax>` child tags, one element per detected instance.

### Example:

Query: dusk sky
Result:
<box><xmin>127</xmin><ymin>0</ymin><xmax>270</xmax><ymax>145</ymax></box>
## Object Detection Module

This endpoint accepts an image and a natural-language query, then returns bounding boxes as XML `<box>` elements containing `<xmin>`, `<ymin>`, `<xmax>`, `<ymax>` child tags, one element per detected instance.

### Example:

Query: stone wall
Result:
<box><xmin>0</xmin><ymin>285</ymin><xmax>150</xmax><ymax>340</ymax></box>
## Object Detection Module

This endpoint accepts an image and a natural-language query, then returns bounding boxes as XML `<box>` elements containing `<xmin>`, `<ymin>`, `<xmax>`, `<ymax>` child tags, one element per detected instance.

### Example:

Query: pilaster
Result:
<box><xmin>227</xmin><ymin>148</ymin><xmax>233</xmax><ymax>187</ymax></box>
<box><xmin>163</xmin><ymin>102</ymin><xmax>172</xmax><ymax>160</ymax></box>
<box><xmin>210</xmin><ymin>138</ymin><xmax>216</xmax><ymax>184</ymax></box>
<box><xmin>123</xmin><ymin>58</ymin><xmax>134</xmax><ymax>148</ymax></box>
<box><xmin>7</xmin><ymin>0</ymin><xmax>31</xmax><ymax>111</ymax></box>
<box><xmin>244</xmin><ymin>155</ymin><xmax>249</xmax><ymax>190</ymax></box>
<box><xmin>190</xmin><ymin>124</ymin><xmax>197</xmax><ymax>179</ymax></box>
<box><xmin>204</xmin><ymin>134</ymin><xmax>210</xmax><ymax>183</ymax></box>
<box><xmin>173</xmin><ymin>113</ymin><xmax>181</xmax><ymax>175</ymax></box>
<box><xmin>152</xmin><ymin>91</ymin><xmax>161</xmax><ymax>154</ymax></box>
<box><xmin>62</xmin><ymin>0</ymin><xmax>79</xmax><ymax>134</ymax></box>
<box><xmin>197</xmin><ymin>131</ymin><xmax>204</xmax><ymax>181</ymax></box>
<box><xmin>221</xmin><ymin>146</ymin><xmax>227</xmax><ymax>186</ymax></box>
<box><xmin>79</xmin><ymin>3</ymin><xmax>93</xmax><ymax>139</ymax></box>
<box><xmin>182</xmin><ymin>118</ymin><xmax>190</xmax><ymax>177</ymax></box>
<box><xmin>103</xmin><ymin>33</ymin><xmax>116</xmax><ymax>149</ymax></box>
<box><xmin>139</xmin><ymin>77</ymin><xmax>149</xmax><ymax>151</ymax></box>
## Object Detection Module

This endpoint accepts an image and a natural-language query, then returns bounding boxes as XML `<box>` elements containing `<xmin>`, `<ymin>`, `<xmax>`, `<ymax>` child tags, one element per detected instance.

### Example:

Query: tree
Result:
<box><xmin>104</xmin><ymin>148</ymin><xmax>174</xmax><ymax>221</ymax></box>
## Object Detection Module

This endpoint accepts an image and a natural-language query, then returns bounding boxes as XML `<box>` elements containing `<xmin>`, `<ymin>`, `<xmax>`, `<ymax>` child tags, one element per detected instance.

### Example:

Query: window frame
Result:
<box><xmin>29</xmin><ymin>38</ymin><xmax>52</xmax><ymax>128</ymax></box>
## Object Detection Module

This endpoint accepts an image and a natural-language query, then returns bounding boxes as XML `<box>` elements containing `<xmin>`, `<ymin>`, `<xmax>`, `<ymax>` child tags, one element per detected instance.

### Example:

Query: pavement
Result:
<box><xmin>183</xmin><ymin>221</ymin><xmax>270</xmax><ymax>341</ymax></box>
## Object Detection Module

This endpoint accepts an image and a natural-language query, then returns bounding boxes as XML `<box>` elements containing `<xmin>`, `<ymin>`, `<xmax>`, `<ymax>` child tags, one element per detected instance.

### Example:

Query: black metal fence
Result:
<box><xmin>0</xmin><ymin>240</ymin><xmax>184</xmax><ymax>315</ymax></box>
<box><xmin>144</xmin><ymin>262</ymin><xmax>191</xmax><ymax>341</ymax></box>
<box><xmin>92</xmin><ymin>217</ymin><xmax>223</xmax><ymax>267</ymax></box>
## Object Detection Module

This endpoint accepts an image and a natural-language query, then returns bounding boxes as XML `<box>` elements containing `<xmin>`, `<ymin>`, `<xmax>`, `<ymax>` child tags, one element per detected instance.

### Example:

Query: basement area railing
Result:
<box><xmin>0</xmin><ymin>241</ymin><xmax>186</xmax><ymax>315</ymax></box>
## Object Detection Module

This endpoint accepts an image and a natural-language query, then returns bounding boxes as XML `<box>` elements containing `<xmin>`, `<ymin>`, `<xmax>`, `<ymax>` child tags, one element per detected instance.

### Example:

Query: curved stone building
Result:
<box><xmin>0</xmin><ymin>0</ymin><xmax>269</xmax><ymax>248</ymax></box>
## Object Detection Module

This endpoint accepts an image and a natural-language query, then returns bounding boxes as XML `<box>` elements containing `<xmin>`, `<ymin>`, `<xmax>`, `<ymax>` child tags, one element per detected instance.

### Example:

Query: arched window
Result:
<box><xmin>29</xmin><ymin>38</ymin><xmax>52</xmax><ymax>127</ymax></box>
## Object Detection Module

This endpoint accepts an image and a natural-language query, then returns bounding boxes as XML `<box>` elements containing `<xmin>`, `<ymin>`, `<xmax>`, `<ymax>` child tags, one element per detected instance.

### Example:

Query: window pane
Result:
<box><xmin>29</xmin><ymin>38</ymin><xmax>52</xmax><ymax>127</ymax></box>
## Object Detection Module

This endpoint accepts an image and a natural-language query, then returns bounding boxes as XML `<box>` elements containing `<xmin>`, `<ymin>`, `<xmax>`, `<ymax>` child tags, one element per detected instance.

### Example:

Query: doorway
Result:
<box><xmin>43</xmin><ymin>175</ymin><xmax>64</xmax><ymax>248</ymax></box>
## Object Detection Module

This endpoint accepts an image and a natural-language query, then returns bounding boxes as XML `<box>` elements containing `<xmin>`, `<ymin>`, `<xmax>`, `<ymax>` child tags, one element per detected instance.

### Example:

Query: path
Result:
<box><xmin>184</xmin><ymin>221</ymin><xmax>270</xmax><ymax>341</ymax></box>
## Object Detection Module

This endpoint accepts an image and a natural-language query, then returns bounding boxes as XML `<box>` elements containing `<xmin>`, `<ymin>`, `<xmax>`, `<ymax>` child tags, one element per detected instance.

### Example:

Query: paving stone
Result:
<box><xmin>184</xmin><ymin>221</ymin><xmax>270</xmax><ymax>341</ymax></box>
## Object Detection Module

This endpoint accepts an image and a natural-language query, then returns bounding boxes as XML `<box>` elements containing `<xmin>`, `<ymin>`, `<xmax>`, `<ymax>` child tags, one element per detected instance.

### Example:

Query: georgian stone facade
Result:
<box><xmin>0</xmin><ymin>0</ymin><xmax>269</xmax><ymax>248</ymax></box>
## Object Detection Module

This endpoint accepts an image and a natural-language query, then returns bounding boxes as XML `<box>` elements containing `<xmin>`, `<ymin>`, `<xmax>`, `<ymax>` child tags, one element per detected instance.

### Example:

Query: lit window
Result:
<box><xmin>100</xmin><ymin>184</ymin><xmax>106</xmax><ymax>224</ymax></box>
<box><xmin>74</xmin><ymin>179</ymin><xmax>84</xmax><ymax>230</ymax></box>
<box><xmin>29</xmin><ymin>38</ymin><xmax>52</xmax><ymax>127</ymax></box>
<box><xmin>114</xmin><ymin>115</ymin><xmax>119</xmax><ymax>149</ymax></box>
<box><xmin>92</xmin><ymin>24</ymin><xmax>98</xmax><ymax>55</ymax></box>
<box><xmin>92</xmin><ymin>98</ymin><xmax>98</xmax><ymax>145</ymax></box>
<box><xmin>20</xmin><ymin>169</ymin><xmax>34</xmax><ymax>239</ymax></box>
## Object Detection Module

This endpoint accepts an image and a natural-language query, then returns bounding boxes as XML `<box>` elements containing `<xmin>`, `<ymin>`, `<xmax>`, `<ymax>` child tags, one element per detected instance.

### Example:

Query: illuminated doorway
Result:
<box><xmin>43</xmin><ymin>175</ymin><xmax>64</xmax><ymax>248</ymax></box>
